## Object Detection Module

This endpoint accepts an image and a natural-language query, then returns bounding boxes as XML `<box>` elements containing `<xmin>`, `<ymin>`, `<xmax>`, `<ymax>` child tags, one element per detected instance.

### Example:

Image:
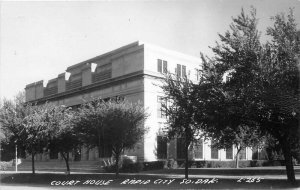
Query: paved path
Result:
<box><xmin>1</xmin><ymin>167</ymin><xmax>300</xmax><ymax>189</ymax></box>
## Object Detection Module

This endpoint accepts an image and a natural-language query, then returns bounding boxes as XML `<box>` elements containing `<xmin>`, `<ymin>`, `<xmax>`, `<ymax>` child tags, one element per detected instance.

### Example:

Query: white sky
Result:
<box><xmin>1</xmin><ymin>0</ymin><xmax>299</xmax><ymax>100</ymax></box>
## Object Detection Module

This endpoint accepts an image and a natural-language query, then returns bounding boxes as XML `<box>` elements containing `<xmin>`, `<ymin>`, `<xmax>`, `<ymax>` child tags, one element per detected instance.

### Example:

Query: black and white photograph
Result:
<box><xmin>0</xmin><ymin>0</ymin><xmax>299</xmax><ymax>189</ymax></box>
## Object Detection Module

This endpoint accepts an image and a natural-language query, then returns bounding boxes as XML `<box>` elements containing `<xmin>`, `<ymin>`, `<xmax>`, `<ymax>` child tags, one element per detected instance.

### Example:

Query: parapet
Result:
<box><xmin>24</xmin><ymin>41</ymin><xmax>144</xmax><ymax>103</ymax></box>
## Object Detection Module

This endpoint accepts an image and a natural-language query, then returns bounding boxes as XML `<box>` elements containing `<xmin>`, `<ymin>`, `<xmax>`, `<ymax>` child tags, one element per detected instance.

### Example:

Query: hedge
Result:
<box><xmin>104</xmin><ymin>161</ymin><xmax>165</xmax><ymax>173</ymax></box>
<box><xmin>0</xmin><ymin>161</ymin><xmax>13</xmax><ymax>171</ymax></box>
<box><xmin>174</xmin><ymin>160</ymin><xmax>285</xmax><ymax>168</ymax></box>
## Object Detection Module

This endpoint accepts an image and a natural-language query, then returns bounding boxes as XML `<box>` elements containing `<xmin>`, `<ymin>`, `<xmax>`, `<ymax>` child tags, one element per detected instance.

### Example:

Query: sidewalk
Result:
<box><xmin>2</xmin><ymin>166</ymin><xmax>300</xmax><ymax>180</ymax></box>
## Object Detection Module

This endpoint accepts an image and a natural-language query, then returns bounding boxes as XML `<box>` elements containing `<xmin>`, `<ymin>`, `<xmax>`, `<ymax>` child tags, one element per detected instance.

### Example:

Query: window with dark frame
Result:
<box><xmin>194</xmin><ymin>139</ymin><xmax>203</xmax><ymax>159</ymax></box>
<box><xmin>177</xmin><ymin>64</ymin><xmax>181</xmax><ymax>77</ymax></box>
<box><xmin>211</xmin><ymin>140</ymin><xmax>219</xmax><ymax>159</ymax></box>
<box><xmin>163</xmin><ymin>60</ymin><xmax>168</xmax><ymax>73</ymax></box>
<box><xmin>157</xmin><ymin>136</ymin><xmax>168</xmax><ymax>159</ymax></box>
<box><xmin>157</xmin><ymin>59</ymin><xmax>168</xmax><ymax>74</ymax></box>
<box><xmin>176</xmin><ymin>138</ymin><xmax>185</xmax><ymax>159</ymax></box>
<box><xmin>239</xmin><ymin>148</ymin><xmax>246</xmax><ymax>160</ymax></box>
<box><xmin>157</xmin><ymin>59</ymin><xmax>162</xmax><ymax>73</ymax></box>
<box><xmin>182</xmin><ymin>65</ymin><xmax>186</xmax><ymax>77</ymax></box>
<box><xmin>226</xmin><ymin>146</ymin><xmax>233</xmax><ymax>159</ymax></box>
<box><xmin>175</xmin><ymin>64</ymin><xmax>187</xmax><ymax>78</ymax></box>
<box><xmin>252</xmin><ymin>146</ymin><xmax>259</xmax><ymax>160</ymax></box>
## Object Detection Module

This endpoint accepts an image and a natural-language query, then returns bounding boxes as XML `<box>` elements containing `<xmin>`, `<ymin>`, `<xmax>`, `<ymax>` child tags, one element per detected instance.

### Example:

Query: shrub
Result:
<box><xmin>122</xmin><ymin>156</ymin><xmax>135</xmax><ymax>166</ymax></box>
<box><xmin>143</xmin><ymin>161</ymin><xmax>165</xmax><ymax>171</ymax></box>
<box><xmin>122</xmin><ymin>162</ymin><xmax>144</xmax><ymax>173</ymax></box>
<box><xmin>174</xmin><ymin>160</ymin><xmax>287</xmax><ymax>168</ymax></box>
<box><xmin>103</xmin><ymin>164</ymin><xmax>117</xmax><ymax>173</ymax></box>
<box><xmin>103</xmin><ymin>160</ymin><xmax>144</xmax><ymax>173</ymax></box>
<box><xmin>0</xmin><ymin>161</ymin><xmax>13</xmax><ymax>171</ymax></box>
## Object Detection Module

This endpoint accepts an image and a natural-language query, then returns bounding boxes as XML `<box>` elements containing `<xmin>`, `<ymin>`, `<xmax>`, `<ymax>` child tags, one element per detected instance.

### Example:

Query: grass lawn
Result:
<box><xmin>1</xmin><ymin>171</ymin><xmax>299</xmax><ymax>189</ymax></box>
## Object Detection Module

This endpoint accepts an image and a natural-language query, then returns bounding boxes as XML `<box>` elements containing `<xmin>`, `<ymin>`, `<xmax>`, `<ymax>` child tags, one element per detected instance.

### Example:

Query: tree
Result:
<box><xmin>200</xmin><ymin>8</ymin><xmax>299</xmax><ymax>183</ymax></box>
<box><xmin>196</xmin><ymin>8</ymin><xmax>264</xmax><ymax>168</ymax></box>
<box><xmin>74</xmin><ymin>98</ymin><xmax>108</xmax><ymax>158</ymax></box>
<box><xmin>74</xmin><ymin>98</ymin><xmax>148</xmax><ymax>177</ymax></box>
<box><xmin>0</xmin><ymin>94</ymin><xmax>57</xmax><ymax>174</ymax></box>
<box><xmin>102</xmin><ymin>100</ymin><xmax>148</xmax><ymax>177</ymax></box>
<box><xmin>22</xmin><ymin>103</ymin><xmax>57</xmax><ymax>174</ymax></box>
<box><xmin>256</xmin><ymin>9</ymin><xmax>300</xmax><ymax>183</ymax></box>
<box><xmin>48</xmin><ymin>105</ymin><xmax>79</xmax><ymax>174</ymax></box>
<box><xmin>160</xmin><ymin>74</ymin><xmax>201</xmax><ymax>179</ymax></box>
<box><xmin>0</xmin><ymin>92</ymin><xmax>27</xmax><ymax>161</ymax></box>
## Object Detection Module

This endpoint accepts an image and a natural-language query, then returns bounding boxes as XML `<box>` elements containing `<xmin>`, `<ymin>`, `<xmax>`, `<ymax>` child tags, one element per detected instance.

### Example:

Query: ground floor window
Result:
<box><xmin>211</xmin><ymin>147</ymin><xmax>219</xmax><ymax>159</ymax></box>
<box><xmin>194</xmin><ymin>140</ymin><xmax>203</xmax><ymax>159</ymax></box>
<box><xmin>157</xmin><ymin>136</ymin><xmax>168</xmax><ymax>159</ymax></box>
<box><xmin>98</xmin><ymin>144</ymin><xmax>112</xmax><ymax>158</ymax></box>
<box><xmin>177</xmin><ymin>138</ymin><xmax>185</xmax><ymax>159</ymax></box>
<box><xmin>226</xmin><ymin>146</ymin><xmax>233</xmax><ymax>159</ymax></box>
<box><xmin>239</xmin><ymin>148</ymin><xmax>246</xmax><ymax>160</ymax></box>
<box><xmin>49</xmin><ymin>143</ymin><xmax>59</xmax><ymax>159</ymax></box>
<box><xmin>211</xmin><ymin>140</ymin><xmax>219</xmax><ymax>159</ymax></box>
<box><xmin>252</xmin><ymin>147</ymin><xmax>259</xmax><ymax>160</ymax></box>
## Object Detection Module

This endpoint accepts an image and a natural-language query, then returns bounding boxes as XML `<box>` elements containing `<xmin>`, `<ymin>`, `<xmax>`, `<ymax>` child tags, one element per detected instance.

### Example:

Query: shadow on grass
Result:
<box><xmin>1</xmin><ymin>173</ymin><xmax>299</xmax><ymax>189</ymax></box>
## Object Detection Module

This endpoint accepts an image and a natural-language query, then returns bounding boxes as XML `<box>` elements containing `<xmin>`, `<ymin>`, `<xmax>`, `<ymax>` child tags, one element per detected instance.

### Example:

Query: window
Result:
<box><xmin>252</xmin><ymin>147</ymin><xmax>259</xmax><ymax>160</ymax></box>
<box><xmin>211</xmin><ymin>147</ymin><xmax>219</xmax><ymax>159</ymax></box>
<box><xmin>182</xmin><ymin>65</ymin><xmax>186</xmax><ymax>77</ymax></box>
<box><xmin>176</xmin><ymin>64</ymin><xmax>181</xmax><ymax>77</ymax></box>
<box><xmin>194</xmin><ymin>140</ymin><xmax>203</xmax><ymax>159</ymax></box>
<box><xmin>226</xmin><ymin>146</ymin><xmax>233</xmax><ymax>159</ymax></box>
<box><xmin>157</xmin><ymin>96</ymin><xmax>167</xmax><ymax>118</ymax></box>
<box><xmin>157</xmin><ymin>59</ymin><xmax>168</xmax><ymax>74</ymax></box>
<box><xmin>239</xmin><ymin>148</ymin><xmax>246</xmax><ymax>160</ymax></box>
<box><xmin>177</xmin><ymin>138</ymin><xmax>185</xmax><ymax>159</ymax></box>
<box><xmin>157</xmin><ymin>136</ymin><xmax>168</xmax><ymax>159</ymax></box>
<box><xmin>66</xmin><ymin>73</ymin><xmax>82</xmax><ymax>90</ymax></box>
<box><xmin>196</xmin><ymin>69</ymin><xmax>201</xmax><ymax>81</ymax></box>
<box><xmin>157</xmin><ymin>59</ymin><xmax>162</xmax><ymax>73</ymax></box>
<box><xmin>163</xmin><ymin>60</ymin><xmax>168</xmax><ymax>73</ymax></box>
<box><xmin>211</xmin><ymin>140</ymin><xmax>219</xmax><ymax>159</ymax></box>
<box><xmin>92</xmin><ymin>63</ymin><xmax>112</xmax><ymax>82</ymax></box>
<box><xmin>49</xmin><ymin>142</ymin><xmax>58</xmax><ymax>159</ymax></box>
<box><xmin>176</xmin><ymin>64</ymin><xmax>187</xmax><ymax>78</ymax></box>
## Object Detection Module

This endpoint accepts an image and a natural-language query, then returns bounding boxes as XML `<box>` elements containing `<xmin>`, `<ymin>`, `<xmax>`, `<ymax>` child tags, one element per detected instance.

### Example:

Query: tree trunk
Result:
<box><xmin>31</xmin><ymin>152</ymin><xmax>35</xmax><ymax>174</ymax></box>
<box><xmin>61</xmin><ymin>152</ymin><xmax>70</xmax><ymax>174</ymax></box>
<box><xmin>184</xmin><ymin>138</ymin><xmax>189</xmax><ymax>179</ymax></box>
<box><xmin>280</xmin><ymin>138</ymin><xmax>296</xmax><ymax>184</ymax></box>
<box><xmin>235</xmin><ymin>148</ymin><xmax>241</xmax><ymax>169</ymax></box>
<box><xmin>115</xmin><ymin>153</ymin><xmax>120</xmax><ymax>178</ymax></box>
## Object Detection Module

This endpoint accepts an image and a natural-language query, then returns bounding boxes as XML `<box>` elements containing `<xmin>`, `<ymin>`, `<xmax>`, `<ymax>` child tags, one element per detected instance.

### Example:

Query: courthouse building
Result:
<box><xmin>25</xmin><ymin>41</ymin><xmax>258</xmax><ymax>162</ymax></box>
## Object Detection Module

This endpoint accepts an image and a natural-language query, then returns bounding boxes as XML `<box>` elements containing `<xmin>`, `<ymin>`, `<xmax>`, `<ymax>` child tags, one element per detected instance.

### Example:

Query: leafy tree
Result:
<box><xmin>160</xmin><ymin>74</ymin><xmax>201</xmax><ymax>179</ymax></box>
<box><xmin>48</xmin><ymin>105</ymin><xmax>79</xmax><ymax>174</ymax></box>
<box><xmin>255</xmin><ymin>9</ymin><xmax>300</xmax><ymax>183</ymax></box>
<box><xmin>74</xmin><ymin>98</ymin><xmax>148</xmax><ymax>177</ymax></box>
<box><xmin>0</xmin><ymin>94</ymin><xmax>57</xmax><ymax>174</ymax></box>
<box><xmin>102</xmin><ymin>100</ymin><xmax>148</xmax><ymax>177</ymax></box>
<box><xmin>200</xmin><ymin>8</ymin><xmax>299</xmax><ymax>183</ymax></box>
<box><xmin>74</xmin><ymin>98</ymin><xmax>108</xmax><ymax>158</ymax></box>
<box><xmin>22</xmin><ymin>103</ymin><xmax>57</xmax><ymax>174</ymax></box>
<box><xmin>0</xmin><ymin>92</ymin><xmax>27</xmax><ymax>161</ymax></box>
<box><xmin>196</xmin><ymin>8</ymin><xmax>264</xmax><ymax>168</ymax></box>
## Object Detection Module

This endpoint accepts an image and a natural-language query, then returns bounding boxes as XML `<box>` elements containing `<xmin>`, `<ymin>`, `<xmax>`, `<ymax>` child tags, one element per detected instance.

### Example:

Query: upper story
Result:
<box><xmin>25</xmin><ymin>41</ymin><xmax>202</xmax><ymax>103</ymax></box>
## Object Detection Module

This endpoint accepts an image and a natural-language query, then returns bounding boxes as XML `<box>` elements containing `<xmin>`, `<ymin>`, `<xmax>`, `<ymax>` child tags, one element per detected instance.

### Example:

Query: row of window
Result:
<box><xmin>157</xmin><ymin>59</ymin><xmax>187</xmax><ymax>78</ymax></box>
<box><xmin>157</xmin><ymin>137</ymin><xmax>248</xmax><ymax>160</ymax></box>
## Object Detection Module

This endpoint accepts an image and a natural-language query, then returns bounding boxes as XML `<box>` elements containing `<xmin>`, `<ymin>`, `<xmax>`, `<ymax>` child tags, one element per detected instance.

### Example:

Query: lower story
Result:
<box><xmin>28</xmin><ymin>137</ymin><xmax>267</xmax><ymax>162</ymax></box>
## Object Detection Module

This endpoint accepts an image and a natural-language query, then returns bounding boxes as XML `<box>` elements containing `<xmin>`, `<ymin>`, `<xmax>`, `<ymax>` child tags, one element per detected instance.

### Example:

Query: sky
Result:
<box><xmin>1</xmin><ymin>0</ymin><xmax>299</xmax><ymax>100</ymax></box>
